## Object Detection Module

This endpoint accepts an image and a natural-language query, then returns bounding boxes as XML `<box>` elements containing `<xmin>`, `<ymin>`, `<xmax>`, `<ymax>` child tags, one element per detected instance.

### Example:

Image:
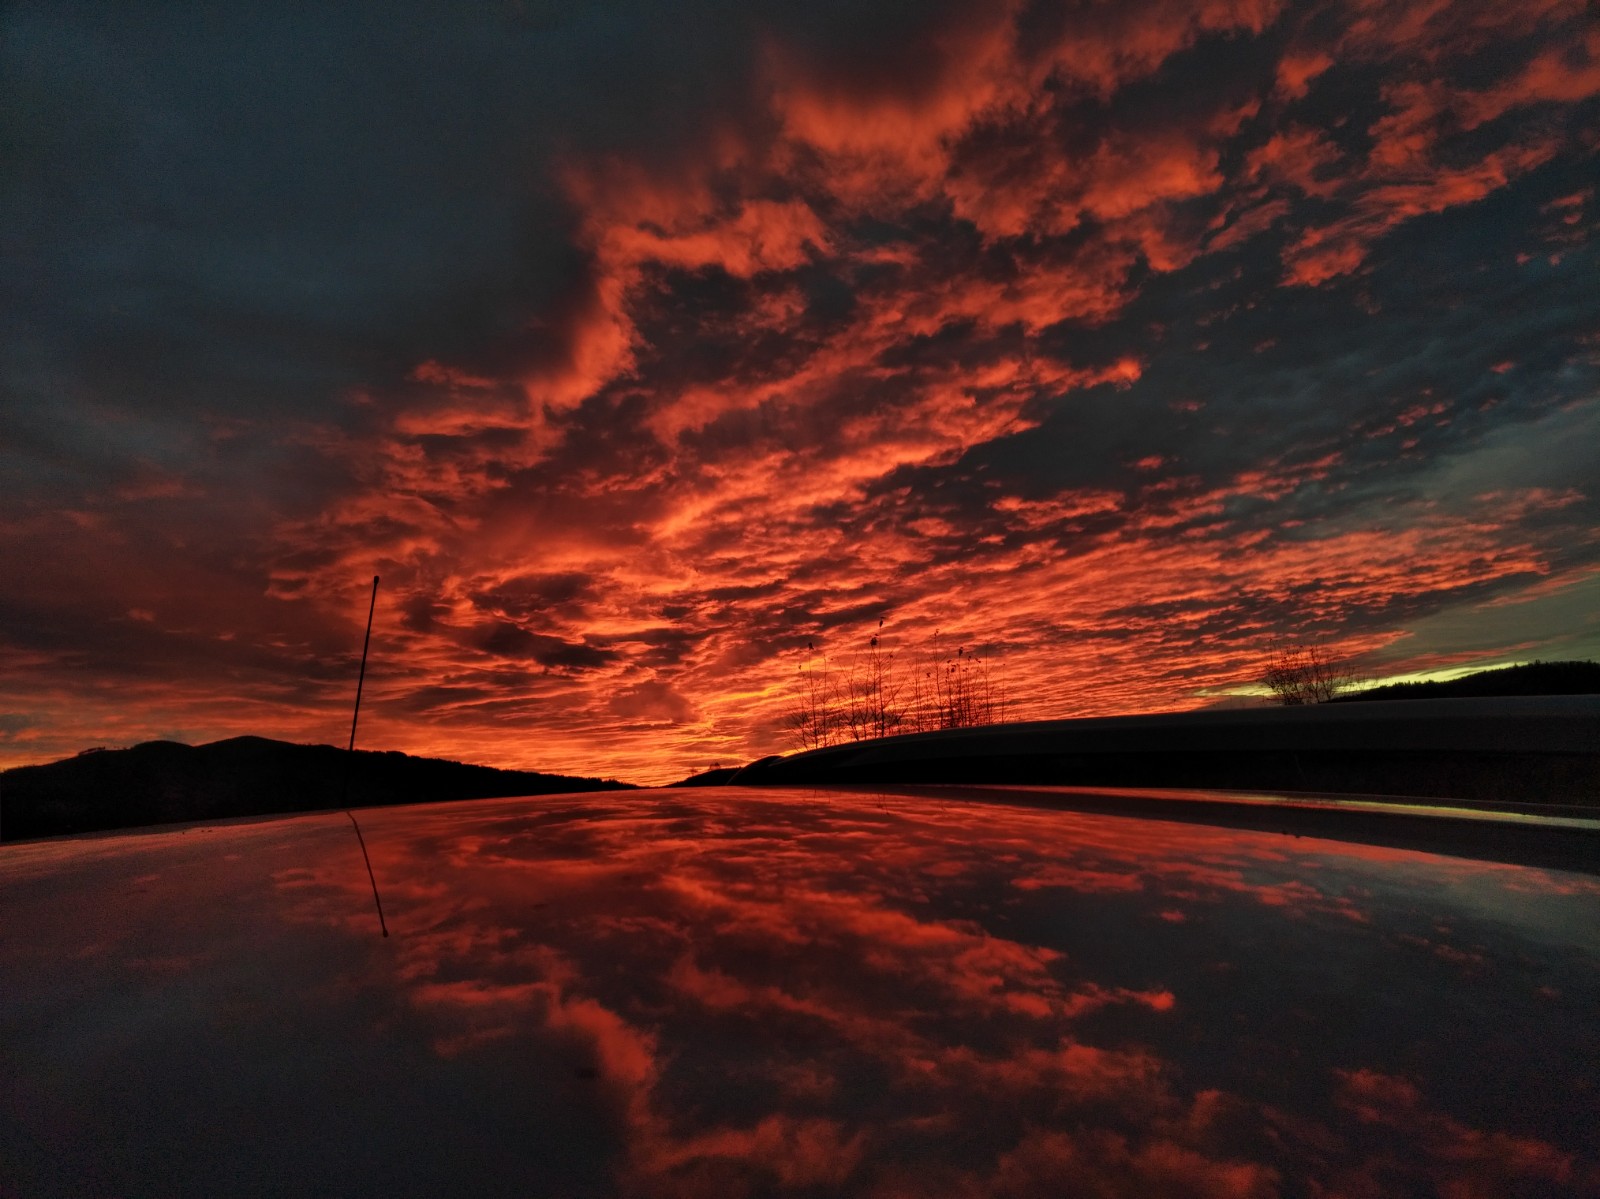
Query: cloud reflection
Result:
<box><xmin>3</xmin><ymin>790</ymin><xmax>1598</xmax><ymax>1196</ymax></box>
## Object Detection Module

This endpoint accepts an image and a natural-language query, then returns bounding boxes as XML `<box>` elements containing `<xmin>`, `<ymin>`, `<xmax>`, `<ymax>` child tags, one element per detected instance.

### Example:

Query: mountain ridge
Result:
<box><xmin>0</xmin><ymin>736</ymin><xmax>635</xmax><ymax>843</ymax></box>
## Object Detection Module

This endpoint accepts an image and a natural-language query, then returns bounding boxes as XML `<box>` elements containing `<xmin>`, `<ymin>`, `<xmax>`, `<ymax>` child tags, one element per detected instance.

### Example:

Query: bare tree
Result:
<box><xmin>788</xmin><ymin>623</ymin><xmax>1007</xmax><ymax>750</ymax></box>
<box><xmin>845</xmin><ymin>622</ymin><xmax>904</xmax><ymax>741</ymax></box>
<box><xmin>787</xmin><ymin>649</ymin><xmax>841</xmax><ymax>749</ymax></box>
<box><xmin>1263</xmin><ymin>643</ymin><xmax>1349</xmax><ymax>705</ymax></box>
<box><xmin>936</xmin><ymin>642</ymin><xmax>1005</xmax><ymax>727</ymax></box>
<box><xmin>905</xmin><ymin>632</ymin><xmax>1006</xmax><ymax>732</ymax></box>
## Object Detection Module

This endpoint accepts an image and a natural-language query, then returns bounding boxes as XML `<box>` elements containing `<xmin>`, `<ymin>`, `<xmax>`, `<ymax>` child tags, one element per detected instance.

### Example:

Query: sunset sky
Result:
<box><xmin>4</xmin><ymin>0</ymin><xmax>1598</xmax><ymax>783</ymax></box>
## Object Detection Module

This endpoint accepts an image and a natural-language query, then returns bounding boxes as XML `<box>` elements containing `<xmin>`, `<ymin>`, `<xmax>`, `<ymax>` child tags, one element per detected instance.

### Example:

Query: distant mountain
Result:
<box><xmin>0</xmin><ymin>736</ymin><xmax>635</xmax><ymax>843</ymax></box>
<box><xmin>1333</xmin><ymin>660</ymin><xmax>1600</xmax><ymax>703</ymax></box>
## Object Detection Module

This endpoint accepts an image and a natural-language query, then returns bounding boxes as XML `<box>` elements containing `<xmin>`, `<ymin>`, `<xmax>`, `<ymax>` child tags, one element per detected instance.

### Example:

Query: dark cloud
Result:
<box><xmin>472</xmin><ymin>623</ymin><xmax>615</xmax><ymax>671</ymax></box>
<box><xmin>608</xmin><ymin>680</ymin><xmax>697</xmax><ymax>724</ymax></box>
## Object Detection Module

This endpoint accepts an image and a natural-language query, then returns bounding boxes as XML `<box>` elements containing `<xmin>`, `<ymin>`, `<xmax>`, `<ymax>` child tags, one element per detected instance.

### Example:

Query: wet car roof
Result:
<box><xmin>4</xmin><ymin>786</ymin><xmax>1599</xmax><ymax>1197</ymax></box>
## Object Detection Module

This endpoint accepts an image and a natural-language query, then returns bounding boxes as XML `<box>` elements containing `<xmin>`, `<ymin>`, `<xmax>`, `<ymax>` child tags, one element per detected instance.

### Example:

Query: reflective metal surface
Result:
<box><xmin>4</xmin><ymin>787</ymin><xmax>1598</xmax><ymax>1197</ymax></box>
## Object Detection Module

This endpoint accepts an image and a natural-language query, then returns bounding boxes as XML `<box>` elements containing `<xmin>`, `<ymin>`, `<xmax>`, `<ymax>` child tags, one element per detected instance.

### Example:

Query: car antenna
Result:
<box><xmin>343</xmin><ymin>574</ymin><xmax>388</xmax><ymax>937</ymax></box>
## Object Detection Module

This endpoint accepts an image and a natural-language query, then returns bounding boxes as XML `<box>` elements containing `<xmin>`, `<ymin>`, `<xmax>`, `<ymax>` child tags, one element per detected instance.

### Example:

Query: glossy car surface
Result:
<box><xmin>4</xmin><ymin>786</ymin><xmax>1598</xmax><ymax>1197</ymax></box>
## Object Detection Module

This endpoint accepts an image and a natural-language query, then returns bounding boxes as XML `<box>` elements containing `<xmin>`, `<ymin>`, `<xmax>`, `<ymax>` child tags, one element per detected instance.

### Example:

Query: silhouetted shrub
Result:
<box><xmin>1263</xmin><ymin>643</ymin><xmax>1352</xmax><ymax>705</ymax></box>
<box><xmin>789</xmin><ymin>624</ymin><xmax>1005</xmax><ymax>748</ymax></box>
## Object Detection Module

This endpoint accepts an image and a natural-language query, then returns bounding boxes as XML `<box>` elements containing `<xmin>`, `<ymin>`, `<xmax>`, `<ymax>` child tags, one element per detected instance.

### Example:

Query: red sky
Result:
<box><xmin>3</xmin><ymin>0</ymin><xmax>1599</xmax><ymax>783</ymax></box>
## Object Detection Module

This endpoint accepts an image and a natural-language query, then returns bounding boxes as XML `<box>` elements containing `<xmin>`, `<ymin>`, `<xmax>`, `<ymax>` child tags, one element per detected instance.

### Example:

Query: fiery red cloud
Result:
<box><xmin>2</xmin><ymin>0</ymin><xmax>1598</xmax><ymax>781</ymax></box>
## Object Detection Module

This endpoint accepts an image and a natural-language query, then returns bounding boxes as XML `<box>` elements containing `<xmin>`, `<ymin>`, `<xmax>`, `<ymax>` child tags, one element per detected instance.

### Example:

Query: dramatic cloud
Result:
<box><xmin>2</xmin><ymin>0</ymin><xmax>1597</xmax><ymax>780</ymax></box>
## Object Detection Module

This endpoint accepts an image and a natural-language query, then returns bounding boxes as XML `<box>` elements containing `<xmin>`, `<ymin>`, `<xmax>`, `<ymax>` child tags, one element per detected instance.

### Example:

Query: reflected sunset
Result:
<box><xmin>5</xmin><ymin>789</ymin><xmax>1597</xmax><ymax>1195</ymax></box>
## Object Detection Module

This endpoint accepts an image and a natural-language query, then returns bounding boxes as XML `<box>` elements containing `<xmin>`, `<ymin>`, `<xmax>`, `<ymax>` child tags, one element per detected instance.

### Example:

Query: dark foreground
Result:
<box><xmin>3</xmin><ymin>787</ymin><xmax>1598</xmax><ymax>1197</ymax></box>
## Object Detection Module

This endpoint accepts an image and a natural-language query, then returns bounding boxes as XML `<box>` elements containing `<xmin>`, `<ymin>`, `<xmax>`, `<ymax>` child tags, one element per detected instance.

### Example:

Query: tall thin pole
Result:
<box><xmin>348</xmin><ymin>574</ymin><xmax>379</xmax><ymax>754</ymax></box>
<box><xmin>343</xmin><ymin>574</ymin><xmax>387</xmax><ymax>937</ymax></box>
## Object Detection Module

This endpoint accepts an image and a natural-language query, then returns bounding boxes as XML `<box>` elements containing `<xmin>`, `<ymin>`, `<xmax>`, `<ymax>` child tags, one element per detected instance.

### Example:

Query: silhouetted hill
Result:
<box><xmin>0</xmin><ymin>736</ymin><xmax>635</xmax><ymax>842</ymax></box>
<box><xmin>1332</xmin><ymin>660</ymin><xmax>1600</xmax><ymax>702</ymax></box>
<box><xmin>730</xmin><ymin>697</ymin><xmax>1600</xmax><ymax>805</ymax></box>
